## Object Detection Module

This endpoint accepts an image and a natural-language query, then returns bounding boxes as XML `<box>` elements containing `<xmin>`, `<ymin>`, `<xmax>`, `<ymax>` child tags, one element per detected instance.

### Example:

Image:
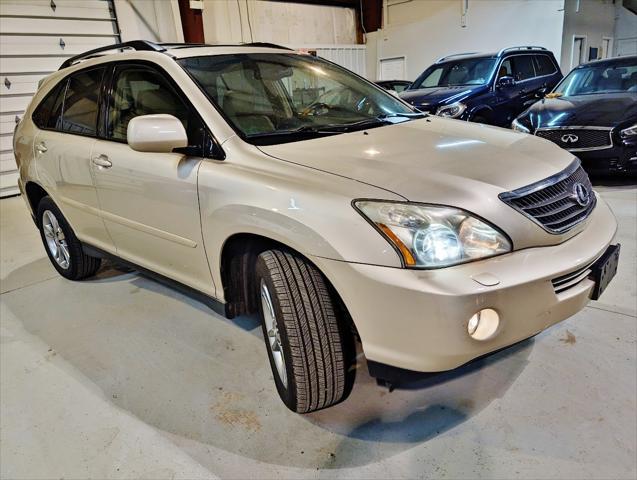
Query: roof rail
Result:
<box><xmin>59</xmin><ymin>40</ymin><xmax>166</xmax><ymax>70</ymax></box>
<box><xmin>243</xmin><ymin>42</ymin><xmax>293</xmax><ymax>50</ymax></box>
<box><xmin>436</xmin><ymin>52</ymin><xmax>480</xmax><ymax>63</ymax></box>
<box><xmin>497</xmin><ymin>46</ymin><xmax>548</xmax><ymax>57</ymax></box>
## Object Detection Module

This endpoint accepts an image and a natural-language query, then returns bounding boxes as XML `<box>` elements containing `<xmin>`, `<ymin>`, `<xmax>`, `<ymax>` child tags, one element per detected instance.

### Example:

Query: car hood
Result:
<box><xmin>399</xmin><ymin>85</ymin><xmax>487</xmax><ymax>108</ymax></box>
<box><xmin>257</xmin><ymin>116</ymin><xmax>574</xmax><ymax>209</ymax></box>
<box><xmin>521</xmin><ymin>93</ymin><xmax>637</xmax><ymax>129</ymax></box>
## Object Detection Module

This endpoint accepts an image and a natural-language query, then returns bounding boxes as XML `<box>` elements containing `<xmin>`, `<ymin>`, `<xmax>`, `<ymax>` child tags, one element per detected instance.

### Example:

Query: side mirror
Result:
<box><xmin>497</xmin><ymin>76</ymin><xmax>516</xmax><ymax>89</ymax></box>
<box><xmin>127</xmin><ymin>114</ymin><xmax>188</xmax><ymax>153</ymax></box>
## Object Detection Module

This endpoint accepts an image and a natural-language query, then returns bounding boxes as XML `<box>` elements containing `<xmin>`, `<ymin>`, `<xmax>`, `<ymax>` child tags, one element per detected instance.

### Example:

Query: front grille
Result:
<box><xmin>499</xmin><ymin>160</ymin><xmax>596</xmax><ymax>234</ymax></box>
<box><xmin>535</xmin><ymin>127</ymin><xmax>612</xmax><ymax>151</ymax></box>
<box><xmin>551</xmin><ymin>258</ymin><xmax>597</xmax><ymax>294</ymax></box>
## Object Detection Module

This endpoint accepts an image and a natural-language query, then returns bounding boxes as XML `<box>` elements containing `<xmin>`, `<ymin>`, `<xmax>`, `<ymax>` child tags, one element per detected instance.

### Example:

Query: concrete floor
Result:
<box><xmin>1</xmin><ymin>182</ymin><xmax>635</xmax><ymax>479</ymax></box>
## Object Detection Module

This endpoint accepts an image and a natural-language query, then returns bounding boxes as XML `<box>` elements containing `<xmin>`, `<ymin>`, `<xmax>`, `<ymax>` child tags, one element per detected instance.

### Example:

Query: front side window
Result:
<box><xmin>107</xmin><ymin>66</ymin><xmax>202</xmax><ymax>144</ymax></box>
<box><xmin>411</xmin><ymin>58</ymin><xmax>498</xmax><ymax>89</ymax></box>
<box><xmin>555</xmin><ymin>61</ymin><xmax>637</xmax><ymax>96</ymax></box>
<box><xmin>59</xmin><ymin>67</ymin><xmax>105</xmax><ymax>135</ymax></box>
<box><xmin>179</xmin><ymin>53</ymin><xmax>419</xmax><ymax>144</ymax></box>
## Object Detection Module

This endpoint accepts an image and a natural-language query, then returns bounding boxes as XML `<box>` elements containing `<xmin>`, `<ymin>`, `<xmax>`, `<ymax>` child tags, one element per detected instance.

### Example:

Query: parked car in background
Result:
<box><xmin>400</xmin><ymin>46</ymin><xmax>562</xmax><ymax>126</ymax></box>
<box><xmin>375</xmin><ymin>80</ymin><xmax>412</xmax><ymax>94</ymax></box>
<box><xmin>513</xmin><ymin>56</ymin><xmax>637</xmax><ymax>175</ymax></box>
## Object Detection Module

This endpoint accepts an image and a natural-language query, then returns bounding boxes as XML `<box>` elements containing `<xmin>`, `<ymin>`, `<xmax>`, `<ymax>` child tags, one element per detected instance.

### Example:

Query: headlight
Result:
<box><xmin>354</xmin><ymin>201</ymin><xmax>512</xmax><ymax>268</ymax></box>
<box><xmin>511</xmin><ymin>118</ymin><xmax>530</xmax><ymax>133</ymax></box>
<box><xmin>620</xmin><ymin>124</ymin><xmax>637</xmax><ymax>139</ymax></box>
<box><xmin>436</xmin><ymin>102</ymin><xmax>466</xmax><ymax>118</ymax></box>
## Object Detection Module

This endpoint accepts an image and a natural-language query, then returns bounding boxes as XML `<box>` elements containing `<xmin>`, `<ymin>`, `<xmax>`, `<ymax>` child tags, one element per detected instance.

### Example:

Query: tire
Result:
<box><xmin>37</xmin><ymin>196</ymin><xmax>101</xmax><ymax>280</ymax></box>
<box><xmin>255</xmin><ymin>249</ymin><xmax>354</xmax><ymax>413</ymax></box>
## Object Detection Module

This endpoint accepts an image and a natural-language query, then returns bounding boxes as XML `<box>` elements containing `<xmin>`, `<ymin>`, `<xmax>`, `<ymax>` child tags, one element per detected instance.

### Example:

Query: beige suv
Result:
<box><xmin>14</xmin><ymin>41</ymin><xmax>620</xmax><ymax>413</ymax></box>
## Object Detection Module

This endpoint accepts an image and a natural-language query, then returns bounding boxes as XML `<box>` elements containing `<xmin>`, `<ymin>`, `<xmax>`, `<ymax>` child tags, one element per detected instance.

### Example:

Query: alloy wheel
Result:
<box><xmin>42</xmin><ymin>210</ymin><xmax>70</xmax><ymax>269</ymax></box>
<box><xmin>260</xmin><ymin>279</ymin><xmax>287</xmax><ymax>388</ymax></box>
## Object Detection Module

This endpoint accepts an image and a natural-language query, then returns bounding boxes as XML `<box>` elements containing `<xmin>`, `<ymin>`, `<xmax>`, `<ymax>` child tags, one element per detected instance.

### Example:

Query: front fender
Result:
<box><xmin>197</xmin><ymin>142</ymin><xmax>405</xmax><ymax>299</ymax></box>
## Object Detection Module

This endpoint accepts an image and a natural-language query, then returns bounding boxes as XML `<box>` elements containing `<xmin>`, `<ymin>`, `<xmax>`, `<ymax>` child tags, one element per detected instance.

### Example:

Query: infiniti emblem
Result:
<box><xmin>561</xmin><ymin>133</ymin><xmax>579</xmax><ymax>143</ymax></box>
<box><xmin>572</xmin><ymin>182</ymin><xmax>590</xmax><ymax>207</ymax></box>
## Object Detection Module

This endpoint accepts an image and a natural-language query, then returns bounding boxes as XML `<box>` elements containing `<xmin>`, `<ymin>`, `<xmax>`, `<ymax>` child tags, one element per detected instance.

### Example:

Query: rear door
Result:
<box><xmin>33</xmin><ymin>66</ymin><xmax>113</xmax><ymax>251</ymax></box>
<box><xmin>90</xmin><ymin>62</ymin><xmax>214</xmax><ymax>294</ymax></box>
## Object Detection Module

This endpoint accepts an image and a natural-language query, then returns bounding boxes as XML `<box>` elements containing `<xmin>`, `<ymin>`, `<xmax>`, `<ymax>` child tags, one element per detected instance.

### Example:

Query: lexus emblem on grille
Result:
<box><xmin>572</xmin><ymin>182</ymin><xmax>591</xmax><ymax>207</ymax></box>
<box><xmin>561</xmin><ymin>133</ymin><xmax>579</xmax><ymax>143</ymax></box>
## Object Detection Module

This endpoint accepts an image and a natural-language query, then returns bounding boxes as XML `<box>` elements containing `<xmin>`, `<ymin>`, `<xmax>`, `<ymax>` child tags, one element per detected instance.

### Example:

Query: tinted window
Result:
<box><xmin>534</xmin><ymin>55</ymin><xmax>556</xmax><ymax>76</ymax></box>
<box><xmin>60</xmin><ymin>68</ymin><xmax>104</xmax><ymax>135</ymax></box>
<box><xmin>107</xmin><ymin>66</ymin><xmax>201</xmax><ymax>143</ymax></box>
<box><xmin>512</xmin><ymin>56</ymin><xmax>536</xmax><ymax>81</ymax></box>
<box><xmin>32</xmin><ymin>81</ymin><xmax>66</xmax><ymax>129</ymax></box>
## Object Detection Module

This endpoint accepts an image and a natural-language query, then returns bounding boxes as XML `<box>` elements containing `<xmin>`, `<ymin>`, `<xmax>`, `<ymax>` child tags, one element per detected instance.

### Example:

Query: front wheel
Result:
<box><xmin>255</xmin><ymin>249</ymin><xmax>354</xmax><ymax>413</ymax></box>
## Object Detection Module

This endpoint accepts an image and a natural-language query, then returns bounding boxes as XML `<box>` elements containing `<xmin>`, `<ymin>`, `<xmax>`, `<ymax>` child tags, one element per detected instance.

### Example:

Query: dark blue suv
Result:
<box><xmin>400</xmin><ymin>46</ymin><xmax>562</xmax><ymax>127</ymax></box>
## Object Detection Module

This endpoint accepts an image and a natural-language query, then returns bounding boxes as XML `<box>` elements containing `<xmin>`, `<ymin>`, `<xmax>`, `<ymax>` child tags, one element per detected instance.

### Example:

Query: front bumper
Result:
<box><xmin>577</xmin><ymin>141</ymin><xmax>637</xmax><ymax>175</ymax></box>
<box><xmin>314</xmin><ymin>197</ymin><xmax>617</xmax><ymax>374</ymax></box>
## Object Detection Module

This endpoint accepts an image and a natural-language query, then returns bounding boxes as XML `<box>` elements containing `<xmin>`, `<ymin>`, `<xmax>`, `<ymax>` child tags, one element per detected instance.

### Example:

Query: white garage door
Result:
<box><xmin>0</xmin><ymin>0</ymin><xmax>120</xmax><ymax>197</ymax></box>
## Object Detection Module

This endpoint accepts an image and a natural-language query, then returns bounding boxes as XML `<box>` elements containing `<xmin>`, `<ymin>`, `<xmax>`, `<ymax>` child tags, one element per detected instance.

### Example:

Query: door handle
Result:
<box><xmin>92</xmin><ymin>154</ymin><xmax>112</xmax><ymax>168</ymax></box>
<box><xmin>35</xmin><ymin>142</ymin><xmax>47</xmax><ymax>153</ymax></box>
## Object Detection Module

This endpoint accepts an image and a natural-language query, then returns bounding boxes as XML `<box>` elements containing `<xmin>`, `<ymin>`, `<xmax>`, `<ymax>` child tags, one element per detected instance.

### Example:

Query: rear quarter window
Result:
<box><xmin>32</xmin><ymin>81</ymin><xmax>66</xmax><ymax>129</ymax></box>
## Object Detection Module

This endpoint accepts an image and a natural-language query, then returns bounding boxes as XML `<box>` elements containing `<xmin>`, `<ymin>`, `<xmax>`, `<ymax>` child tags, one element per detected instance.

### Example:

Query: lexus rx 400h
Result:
<box><xmin>14</xmin><ymin>41</ymin><xmax>619</xmax><ymax>413</ymax></box>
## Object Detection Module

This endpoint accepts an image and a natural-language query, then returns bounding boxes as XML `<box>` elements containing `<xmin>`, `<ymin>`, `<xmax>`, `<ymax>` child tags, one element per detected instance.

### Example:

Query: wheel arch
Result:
<box><xmin>24</xmin><ymin>181</ymin><xmax>49</xmax><ymax>219</ymax></box>
<box><xmin>219</xmin><ymin>232</ymin><xmax>358</xmax><ymax>338</ymax></box>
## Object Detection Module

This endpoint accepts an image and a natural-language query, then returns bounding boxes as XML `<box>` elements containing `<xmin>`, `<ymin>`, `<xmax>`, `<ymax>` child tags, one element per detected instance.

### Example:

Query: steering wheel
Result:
<box><xmin>301</xmin><ymin>102</ymin><xmax>332</xmax><ymax>117</ymax></box>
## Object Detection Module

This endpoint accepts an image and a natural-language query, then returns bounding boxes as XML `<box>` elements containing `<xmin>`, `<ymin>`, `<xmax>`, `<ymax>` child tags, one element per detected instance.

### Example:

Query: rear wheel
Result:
<box><xmin>37</xmin><ymin>196</ymin><xmax>101</xmax><ymax>280</ymax></box>
<box><xmin>255</xmin><ymin>249</ymin><xmax>354</xmax><ymax>413</ymax></box>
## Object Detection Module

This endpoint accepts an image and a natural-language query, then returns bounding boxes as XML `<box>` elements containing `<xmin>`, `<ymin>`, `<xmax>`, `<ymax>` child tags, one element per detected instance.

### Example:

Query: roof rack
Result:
<box><xmin>497</xmin><ymin>46</ymin><xmax>548</xmax><ymax>57</ymax></box>
<box><xmin>436</xmin><ymin>52</ymin><xmax>480</xmax><ymax>63</ymax></box>
<box><xmin>242</xmin><ymin>42</ymin><xmax>292</xmax><ymax>50</ymax></box>
<box><xmin>58</xmin><ymin>40</ymin><xmax>294</xmax><ymax>70</ymax></box>
<box><xmin>59</xmin><ymin>40</ymin><xmax>166</xmax><ymax>70</ymax></box>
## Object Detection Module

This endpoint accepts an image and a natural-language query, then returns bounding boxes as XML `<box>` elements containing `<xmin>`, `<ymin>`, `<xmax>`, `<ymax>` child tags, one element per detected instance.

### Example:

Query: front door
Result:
<box><xmin>91</xmin><ymin>63</ymin><xmax>214</xmax><ymax>294</ymax></box>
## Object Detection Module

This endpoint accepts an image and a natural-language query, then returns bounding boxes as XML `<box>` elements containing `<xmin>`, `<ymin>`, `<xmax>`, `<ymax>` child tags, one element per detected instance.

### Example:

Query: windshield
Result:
<box><xmin>555</xmin><ymin>61</ymin><xmax>637</xmax><ymax>96</ymax></box>
<box><xmin>179</xmin><ymin>53</ymin><xmax>418</xmax><ymax>144</ymax></box>
<box><xmin>411</xmin><ymin>57</ymin><xmax>497</xmax><ymax>89</ymax></box>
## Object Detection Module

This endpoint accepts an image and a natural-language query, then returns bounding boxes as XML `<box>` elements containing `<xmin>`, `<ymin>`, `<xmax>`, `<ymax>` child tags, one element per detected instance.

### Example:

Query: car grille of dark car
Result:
<box><xmin>499</xmin><ymin>160</ymin><xmax>596</xmax><ymax>234</ymax></box>
<box><xmin>535</xmin><ymin>128</ymin><xmax>612</xmax><ymax>151</ymax></box>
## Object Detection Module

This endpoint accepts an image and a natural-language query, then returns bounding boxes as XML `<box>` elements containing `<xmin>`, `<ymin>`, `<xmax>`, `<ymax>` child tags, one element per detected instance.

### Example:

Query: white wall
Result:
<box><xmin>202</xmin><ymin>0</ymin><xmax>356</xmax><ymax>45</ymax></box>
<box><xmin>366</xmin><ymin>0</ymin><xmax>565</xmax><ymax>81</ymax></box>
<box><xmin>614</xmin><ymin>2</ymin><xmax>637</xmax><ymax>56</ymax></box>
<box><xmin>560</xmin><ymin>0</ymin><xmax>615</xmax><ymax>72</ymax></box>
<box><xmin>114</xmin><ymin>0</ymin><xmax>183</xmax><ymax>43</ymax></box>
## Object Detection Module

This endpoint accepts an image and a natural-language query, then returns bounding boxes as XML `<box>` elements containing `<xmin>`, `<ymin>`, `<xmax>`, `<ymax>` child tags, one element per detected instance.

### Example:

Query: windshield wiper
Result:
<box><xmin>246</xmin><ymin>113</ymin><xmax>425</xmax><ymax>142</ymax></box>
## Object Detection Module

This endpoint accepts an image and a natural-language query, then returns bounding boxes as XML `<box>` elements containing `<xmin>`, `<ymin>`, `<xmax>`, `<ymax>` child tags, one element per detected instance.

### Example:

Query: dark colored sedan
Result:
<box><xmin>513</xmin><ymin>56</ymin><xmax>637</xmax><ymax>175</ymax></box>
<box><xmin>375</xmin><ymin>80</ymin><xmax>412</xmax><ymax>93</ymax></box>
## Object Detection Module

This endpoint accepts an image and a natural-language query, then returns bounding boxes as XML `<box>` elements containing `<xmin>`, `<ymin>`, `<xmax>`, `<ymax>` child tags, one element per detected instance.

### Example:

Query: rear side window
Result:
<box><xmin>59</xmin><ymin>68</ymin><xmax>105</xmax><ymax>135</ymax></box>
<box><xmin>512</xmin><ymin>56</ymin><xmax>536</xmax><ymax>81</ymax></box>
<box><xmin>534</xmin><ymin>55</ymin><xmax>556</xmax><ymax>76</ymax></box>
<box><xmin>32</xmin><ymin>81</ymin><xmax>66</xmax><ymax>129</ymax></box>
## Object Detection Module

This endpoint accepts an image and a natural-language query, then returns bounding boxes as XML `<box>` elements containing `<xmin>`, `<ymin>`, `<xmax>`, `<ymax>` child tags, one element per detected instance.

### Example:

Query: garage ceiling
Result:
<box><xmin>0</xmin><ymin>0</ymin><xmax>120</xmax><ymax>197</ymax></box>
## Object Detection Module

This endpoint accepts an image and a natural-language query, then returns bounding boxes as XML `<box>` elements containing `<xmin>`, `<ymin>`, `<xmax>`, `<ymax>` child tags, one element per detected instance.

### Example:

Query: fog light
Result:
<box><xmin>467</xmin><ymin>308</ymin><xmax>500</xmax><ymax>341</ymax></box>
